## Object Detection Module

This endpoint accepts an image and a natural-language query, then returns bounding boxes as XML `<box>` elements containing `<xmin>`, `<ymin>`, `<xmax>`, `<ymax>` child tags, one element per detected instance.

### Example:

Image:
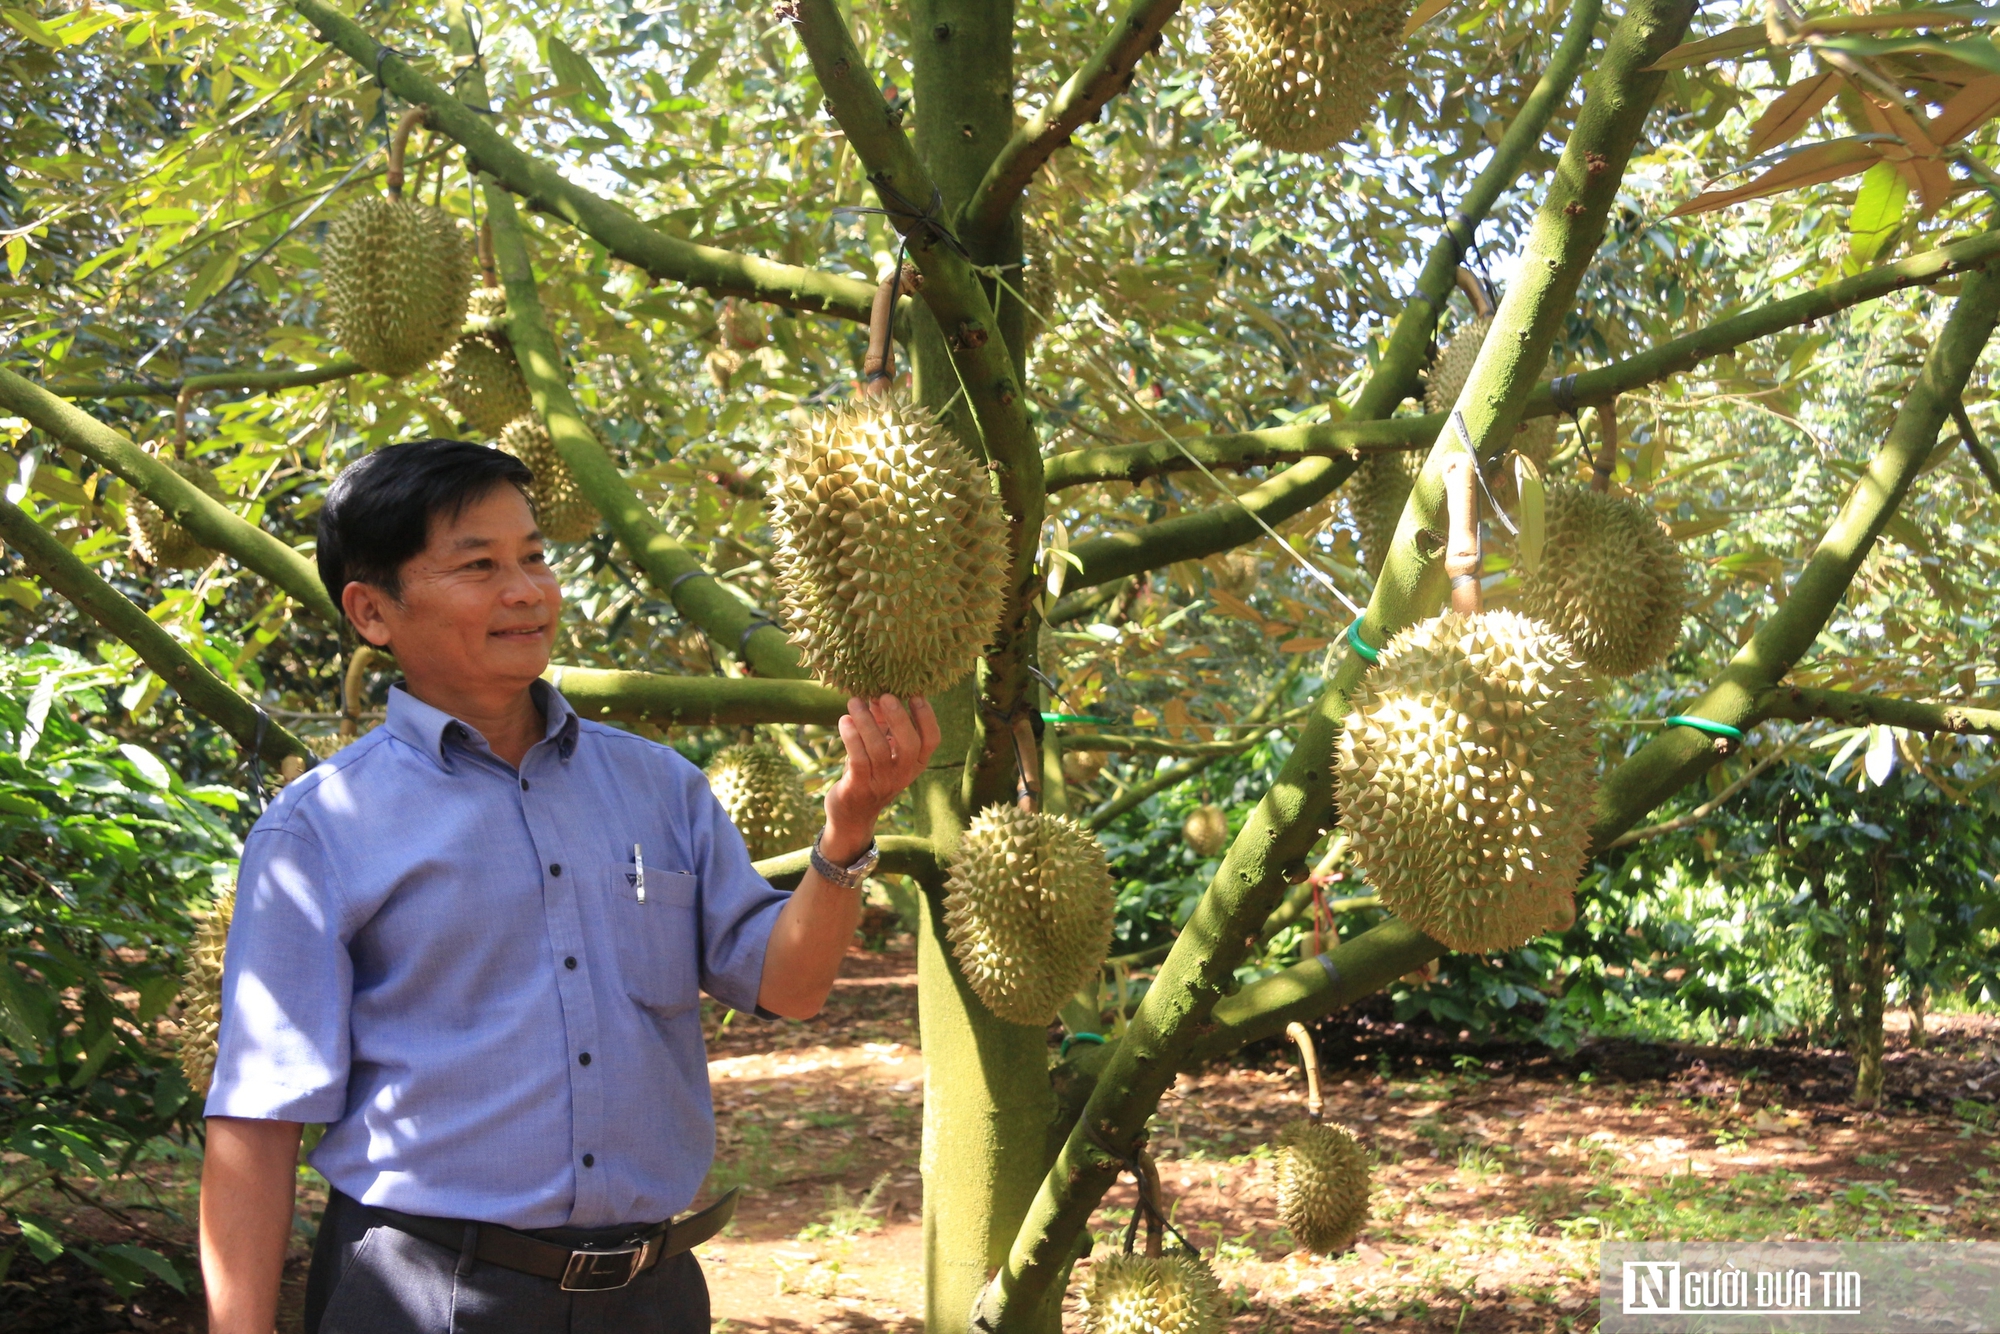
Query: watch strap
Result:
<box><xmin>809</xmin><ymin>832</ymin><xmax>877</xmax><ymax>890</ymax></box>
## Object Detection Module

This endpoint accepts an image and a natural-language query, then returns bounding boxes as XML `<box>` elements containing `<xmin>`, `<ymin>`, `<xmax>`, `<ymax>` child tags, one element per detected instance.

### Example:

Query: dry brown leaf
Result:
<box><xmin>1668</xmin><ymin>137</ymin><xmax>1886</xmax><ymax>216</ymax></box>
<box><xmin>1747</xmin><ymin>71</ymin><xmax>1844</xmax><ymax>156</ymax></box>
<box><xmin>1934</xmin><ymin>73</ymin><xmax>2000</xmax><ymax>142</ymax></box>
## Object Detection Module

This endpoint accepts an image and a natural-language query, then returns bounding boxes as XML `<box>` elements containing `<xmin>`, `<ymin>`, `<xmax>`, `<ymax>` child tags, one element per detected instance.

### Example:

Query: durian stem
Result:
<box><xmin>1136</xmin><ymin>1150</ymin><xmax>1165</xmax><ymax>1259</ymax></box>
<box><xmin>861</xmin><ymin>264</ymin><xmax>920</xmax><ymax>399</ymax></box>
<box><xmin>478</xmin><ymin>219</ymin><xmax>497</xmax><ymax>285</ymax></box>
<box><xmin>0</xmin><ymin>493</ymin><xmax>311</xmax><ymax>768</ymax></box>
<box><xmin>1009</xmin><ymin>711</ymin><xmax>1042</xmax><ymax>812</ymax></box>
<box><xmin>0</xmin><ymin>367</ymin><xmax>342</xmax><ymax>625</ymax></box>
<box><xmin>1590</xmin><ymin>397</ymin><xmax>1620</xmax><ymax>492</ymax></box>
<box><xmin>386</xmin><ymin>107</ymin><xmax>428</xmax><ymax>198</ymax></box>
<box><xmin>1442</xmin><ymin>454</ymin><xmax>1482</xmax><ymax>615</ymax></box>
<box><xmin>1454</xmin><ymin>267</ymin><xmax>1494</xmax><ymax>321</ymax></box>
<box><xmin>1285</xmin><ymin>1021</ymin><xmax>1324</xmax><ymax>1125</ymax></box>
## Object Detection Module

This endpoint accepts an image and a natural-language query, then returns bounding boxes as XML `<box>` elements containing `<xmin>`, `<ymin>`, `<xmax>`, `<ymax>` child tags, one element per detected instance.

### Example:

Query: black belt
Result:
<box><xmin>367</xmin><ymin>1188</ymin><xmax>739</xmax><ymax>1293</ymax></box>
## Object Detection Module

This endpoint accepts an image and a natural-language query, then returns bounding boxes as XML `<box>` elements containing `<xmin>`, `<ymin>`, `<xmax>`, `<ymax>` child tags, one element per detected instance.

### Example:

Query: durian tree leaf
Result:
<box><xmin>1648</xmin><ymin>4</ymin><xmax>2000</xmax><ymax>68</ymax></box>
<box><xmin>1846</xmin><ymin>162</ymin><xmax>1910</xmax><ymax>270</ymax></box>
<box><xmin>1933</xmin><ymin>73</ymin><xmax>2000</xmax><ymax>140</ymax></box>
<box><xmin>1668</xmin><ymin>136</ymin><xmax>1887</xmax><ymax>217</ymax></box>
<box><xmin>1745</xmin><ymin>70</ymin><xmax>1845</xmax><ymax>156</ymax></box>
<box><xmin>546</xmin><ymin>35</ymin><xmax>611</xmax><ymax>108</ymax></box>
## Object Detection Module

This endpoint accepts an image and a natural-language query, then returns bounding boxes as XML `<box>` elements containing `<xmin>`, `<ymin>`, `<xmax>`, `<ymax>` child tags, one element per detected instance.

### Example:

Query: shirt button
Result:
<box><xmin>550</xmin><ymin>863</ymin><xmax>562</xmax><ymax>877</ymax></box>
<box><xmin>582</xmin><ymin>1154</ymin><xmax>595</xmax><ymax>1168</ymax></box>
<box><xmin>564</xmin><ymin>956</ymin><xmax>577</xmax><ymax>970</ymax></box>
<box><xmin>521</xmin><ymin>779</ymin><xmax>530</xmax><ymax>791</ymax></box>
<box><xmin>578</xmin><ymin>1052</ymin><xmax>592</xmax><ymax>1066</ymax></box>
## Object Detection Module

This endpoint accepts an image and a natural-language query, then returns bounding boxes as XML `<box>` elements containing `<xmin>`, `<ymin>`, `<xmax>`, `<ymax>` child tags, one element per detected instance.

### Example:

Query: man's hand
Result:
<box><xmin>819</xmin><ymin>695</ymin><xmax>942</xmax><ymax>863</ymax></box>
<box><xmin>201</xmin><ymin>1116</ymin><xmax>303</xmax><ymax>1334</ymax></box>
<box><xmin>757</xmin><ymin>695</ymin><xmax>940</xmax><ymax>1018</ymax></box>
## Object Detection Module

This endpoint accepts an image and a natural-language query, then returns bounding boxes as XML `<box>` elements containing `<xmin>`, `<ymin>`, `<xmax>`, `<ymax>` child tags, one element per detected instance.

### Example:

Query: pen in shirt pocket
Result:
<box><xmin>633</xmin><ymin>842</ymin><xmax>646</xmax><ymax>905</ymax></box>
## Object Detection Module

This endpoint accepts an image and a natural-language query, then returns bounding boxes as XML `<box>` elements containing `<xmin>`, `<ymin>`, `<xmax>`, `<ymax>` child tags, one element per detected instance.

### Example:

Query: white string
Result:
<box><xmin>1447</xmin><ymin>407</ymin><xmax>1519</xmax><ymax>536</ymax></box>
<box><xmin>981</xmin><ymin>265</ymin><xmax>1364</xmax><ymax>618</ymax></box>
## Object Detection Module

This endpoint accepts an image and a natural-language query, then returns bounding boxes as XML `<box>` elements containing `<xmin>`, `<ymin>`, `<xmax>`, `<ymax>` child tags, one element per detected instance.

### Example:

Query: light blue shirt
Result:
<box><xmin>205</xmin><ymin>681</ymin><xmax>789</xmax><ymax>1229</ymax></box>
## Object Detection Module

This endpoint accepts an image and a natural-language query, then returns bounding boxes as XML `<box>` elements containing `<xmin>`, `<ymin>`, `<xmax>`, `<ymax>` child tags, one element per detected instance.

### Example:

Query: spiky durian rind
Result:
<box><xmin>706</xmin><ymin>743</ymin><xmax>818</xmax><ymax>862</ymax></box>
<box><xmin>127</xmin><ymin>460</ymin><xmax>225</xmax><ymax>570</ymax></box>
<box><xmin>1519</xmin><ymin>484</ymin><xmax>1689</xmax><ymax>678</ymax></box>
<box><xmin>439</xmin><ymin>334</ymin><xmax>533</xmax><ymax>437</ymax></box>
<box><xmin>497</xmin><ymin>416</ymin><xmax>599</xmax><ymax>543</ymax></box>
<box><xmin>1208</xmin><ymin>0</ymin><xmax>1413</xmax><ymax>153</ymax></box>
<box><xmin>1350</xmin><ymin>451</ymin><xmax>1417</xmax><ymax>575</ymax></box>
<box><xmin>1335</xmin><ymin>610</ymin><xmax>1597</xmax><ymax>954</ymax></box>
<box><xmin>321</xmin><ymin>195</ymin><xmax>473</xmax><ymax>377</ymax></box>
<box><xmin>178</xmin><ymin>887</ymin><xmax>235</xmax><ymax>1098</ymax></box>
<box><xmin>1276</xmin><ymin>1119</ymin><xmax>1371</xmax><ymax>1254</ymax></box>
<box><xmin>1079</xmin><ymin>1253</ymin><xmax>1227</xmax><ymax>1334</ymax></box>
<box><xmin>943</xmin><ymin>806</ymin><xmax>1115</xmax><ymax>1026</ymax></box>
<box><xmin>769</xmin><ymin>394</ymin><xmax>1009</xmax><ymax>699</ymax></box>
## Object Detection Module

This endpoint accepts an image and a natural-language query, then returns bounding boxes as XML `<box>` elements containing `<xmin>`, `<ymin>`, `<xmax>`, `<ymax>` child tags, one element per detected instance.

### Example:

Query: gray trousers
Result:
<box><xmin>305</xmin><ymin>1190</ymin><xmax>711</xmax><ymax>1334</ymax></box>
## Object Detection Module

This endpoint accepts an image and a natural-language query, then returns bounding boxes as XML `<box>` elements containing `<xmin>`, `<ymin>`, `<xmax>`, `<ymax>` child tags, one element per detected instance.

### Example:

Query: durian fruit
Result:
<box><xmin>1207</xmin><ymin>0</ymin><xmax>1414</xmax><ymax>153</ymax></box>
<box><xmin>943</xmin><ymin>805</ymin><xmax>1115</xmax><ymax>1025</ymax></box>
<box><xmin>439</xmin><ymin>334</ymin><xmax>532</xmax><ymax>437</ymax></box>
<box><xmin>1518</xmin><ymin>484</ymin><xmax>1689</xmax><ymax>677</ymax></box>
<box><xmin>1079</xmin><ymin>1253</ymin><xmax>1227</xmax><ymax>1334</ymax></box>
<box><xmin>465</xmin><ymin>283</ymin><xmax>509</xmax><ymax>333</ymax></box>
<box><xmin>1424</xmin><ymin>315</ymin><xmax>1492</xmax><ymax>416</ymax></box>
<box><xmin>1182</xmin><ymin>804</ymin><xmax>1229</xmax><ymax>858</ymax></box>
<box><xmin>497</xmin><ymin>416</ymin><xmax>599</xmax><ymax>543</ymax></box>
<box><xmin>127</xmin><ymin>459</ymin><xmax>225</xmax><ymax>570</ymax></box>
<box><xmin>320</xmin><ymin>195</ymin><xmax>473</xmax><ymax>377</ymax></box>
<box><xmin>1273</xmin><ymin>1023</ymin><xmax>1371</xmax><ymax>1254</ymax></box>
<box><xmin>178</xmin><ymin>887</ymin><xmax>234</xmax><ymax>1098</ymax></box>
<box><xmin>1062</xmin><ymin>748</ymin><xmax>1109</xmax><ymax>788</ymax></box>
<box><xmin>1335</xmin><ymin>609</ymin><xmax>1597</xmax><ymax>954</ymax></box>
<box><xmin>705</xmin><ymin>345</ymin><xmax>746</xmax><ymax>392</ymax></box>
<box><xmin>705</xmin><ymin>742</ymin><xmax>818</xmax><ymax>861</ymax></box>
<box><xmin>1349</xmin><ymin>451</ymin><xmax>1417</xmax><ymax>575</ymax></box>
<box><xmin>769</xmin><ymin>394</ymin><xmax>1009</xmax><ymax>699</ymax></box>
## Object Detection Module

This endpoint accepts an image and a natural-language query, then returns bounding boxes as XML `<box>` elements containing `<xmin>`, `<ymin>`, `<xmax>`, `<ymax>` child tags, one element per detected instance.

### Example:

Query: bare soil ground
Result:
<box><xmin>6</xmin><ymin>940</ymin><xmax>1999</xmax><ymax>1333</ymax></box>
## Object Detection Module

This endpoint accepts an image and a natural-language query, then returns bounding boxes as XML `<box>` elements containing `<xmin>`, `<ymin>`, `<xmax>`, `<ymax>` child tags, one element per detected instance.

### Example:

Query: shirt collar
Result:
<box><xmin>385</xmin><ymin>679</ymin><xmax>581</xmax><ymax>772</ymax></box>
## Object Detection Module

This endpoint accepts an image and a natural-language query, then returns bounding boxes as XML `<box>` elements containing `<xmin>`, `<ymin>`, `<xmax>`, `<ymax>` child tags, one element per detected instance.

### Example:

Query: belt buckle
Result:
<box><xmin>559</xmin><ymin>1239</ymin><xmax>650</xmax><ymax>1292</ymax></box>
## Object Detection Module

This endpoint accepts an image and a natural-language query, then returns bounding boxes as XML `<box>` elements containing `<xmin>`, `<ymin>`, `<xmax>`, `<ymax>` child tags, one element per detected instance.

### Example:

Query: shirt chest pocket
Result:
<box><xmin>605</xmin><ymin>866</ymin><xmax>700</xmax><ymax>1017</ymax></box>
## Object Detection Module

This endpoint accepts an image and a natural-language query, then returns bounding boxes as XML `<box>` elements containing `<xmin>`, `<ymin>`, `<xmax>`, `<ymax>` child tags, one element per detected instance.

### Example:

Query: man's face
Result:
<box><xmin>343</xmin><ymin>485</ymin><xmax>561</xmax><ymax>691</ymax></box>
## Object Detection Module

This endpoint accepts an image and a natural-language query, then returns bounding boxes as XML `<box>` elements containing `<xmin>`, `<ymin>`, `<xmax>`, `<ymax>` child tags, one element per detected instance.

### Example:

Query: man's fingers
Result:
<box><xmin>911</xmin><ymin>696</ymin><xmax>942</xmax><ymax>759</ymax></box>
<box><xmin>874</xmin><ymin>694</ymin><xmax>923</xmax><ymax>767</ymax></box>
<box><xmin>844</xmin><ymin>696</ymin><xmax>894</xmax><ymax>777</ymax></box>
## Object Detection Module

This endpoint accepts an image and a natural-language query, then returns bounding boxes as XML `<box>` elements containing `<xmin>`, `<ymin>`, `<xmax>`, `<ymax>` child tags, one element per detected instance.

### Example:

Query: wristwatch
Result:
<box><xmin>809</xmin><ymin>830</ymin><xmax>879</xmax><ymax>890</ymax></box>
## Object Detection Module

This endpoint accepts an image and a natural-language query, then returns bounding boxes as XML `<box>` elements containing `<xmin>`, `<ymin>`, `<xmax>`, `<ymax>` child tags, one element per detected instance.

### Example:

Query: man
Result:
<box><xmin>199</xmin><ymin>439</ymin><xmax>938</xmax><ymax>1333</ymax></box>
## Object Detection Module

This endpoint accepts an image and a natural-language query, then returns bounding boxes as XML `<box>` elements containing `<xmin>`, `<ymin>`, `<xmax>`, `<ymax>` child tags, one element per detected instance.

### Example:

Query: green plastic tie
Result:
<box><xmin>1665</xmin><ymin>714</ymin><xmax>1744</xmax><ymax>740</ymax></box>
<box><xmin>1346</xmin><ymin>618</ymin><xmax>1381</xmax><ymax>664</ymax></box>
<box><xmin>1059</xmin><ymin>1031</ymin><xmax>1107</xmax><ymax>1057</ymax></box>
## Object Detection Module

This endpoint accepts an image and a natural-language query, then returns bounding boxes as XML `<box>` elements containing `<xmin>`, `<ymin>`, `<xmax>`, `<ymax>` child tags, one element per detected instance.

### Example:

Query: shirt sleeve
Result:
<box><xmin>684</xmin><ymin>764</ymin><xmax>792</xmax><ymax>1016</ymax></box>
<box><xmin>204</xmin><ymin>824</ymin><xmax>356</xmax><ymax>1122</ymax></box>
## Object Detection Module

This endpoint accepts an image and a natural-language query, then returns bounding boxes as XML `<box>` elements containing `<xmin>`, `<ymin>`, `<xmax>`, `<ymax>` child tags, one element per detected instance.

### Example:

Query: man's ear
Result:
<box><xmin>342</xmin><ymin>581</ymin><xmax>397</xmax><ymax>649</ymax></box>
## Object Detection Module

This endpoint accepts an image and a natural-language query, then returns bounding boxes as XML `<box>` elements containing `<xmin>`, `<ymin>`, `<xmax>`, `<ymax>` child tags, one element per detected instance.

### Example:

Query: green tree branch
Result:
<box><xmin>291</xmin><ymin>0</ymin><xmax>878</xmax><ymax>323</ymax></box>
<box><xmin>1587</xmin><ymin>258</ymin><xmax>2000</xmax><ymax>856</ymax></box>
<box><xmin>1753</xmin><ymin>686</ymin><xmax>2000</xmax><ymax>738</ymax></box>
<box><xmin>958</xmin><ymin>0</ymin><xmax>1186</xmax><ymax>248</ymax></box>
<box><xmin>1040</xmin><ymin>227</ymin><xmax>2000</xmax><ymax>494</ymax></box>
<box><xmin>49</xmin><ymin>360</ymin><xmax>364</xmax><ymax>403</ymax></box>
<box><xmin>549</xmin><ymin>666</ymin><xmax>847</xmax><ymax>727</ymax></box>
<box><xmin>0</xmin><ymin>367</ymin><xmax>342</xmax><ymax>626</ymax></box>
<box><xmin>752</xmin><ymin>834</ymin><xmax>944</xmax><ymax>890</ymax></box>
<box><xmin>0</xmin><ymin>497</ymin><xmax>310</xmax><ymax>767</ymax></box>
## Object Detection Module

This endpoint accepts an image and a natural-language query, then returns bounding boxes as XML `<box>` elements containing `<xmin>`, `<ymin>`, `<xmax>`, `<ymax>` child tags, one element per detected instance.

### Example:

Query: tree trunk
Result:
<box><xmin>1910</xmin><ymin>983</ymin><xmax>1928</xmax><ymax>1050</ymax></box>
<box><xmin>1853</xmin><ymin>850</ymin><xmax>1890</xmax><ymax>1108</ymax></box>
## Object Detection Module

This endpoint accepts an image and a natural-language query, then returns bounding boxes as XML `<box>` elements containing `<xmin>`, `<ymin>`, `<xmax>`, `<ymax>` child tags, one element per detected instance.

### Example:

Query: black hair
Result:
<box><xmin>317</xmin><ymin>439</ymin><xmax>534</xmax><ymax>616</ymax></box>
